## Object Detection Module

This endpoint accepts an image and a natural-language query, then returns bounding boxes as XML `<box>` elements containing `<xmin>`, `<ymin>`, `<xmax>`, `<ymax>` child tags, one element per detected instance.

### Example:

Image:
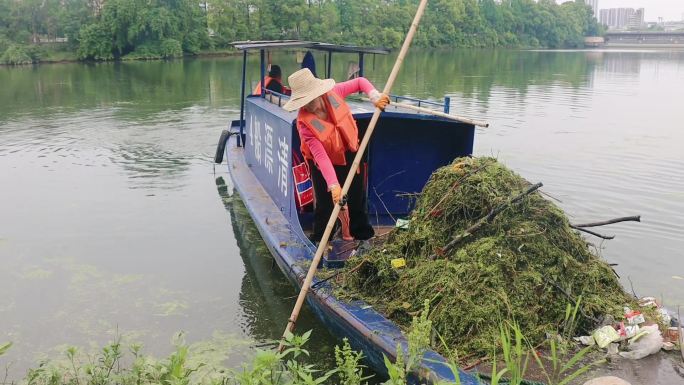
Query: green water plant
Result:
<box><xmin>13</xmin><ymin>316</ymin><xmax>608</xmax><ymax>385</ymax></box>
<box><xmin>431</xmin><ymin>332</ymin><xmax>463</xmax><ymax>385</ymax></box>
<box><xmin>20</xmin><ymin>329</ymin><xmax>360</xmax><ymax>385</ymax></box>
<box><xmin>26</xmin><ymin>333</ymin><xmax>202</xmax><ymax>385</ymax></box>
<box><xmin>382</xmin><ymin>300</ymin><xmax>432</xmax><ymax>385</ymax></box>
<box><xmin>528</xmin><ymin>298</ymin><xmax>605</xmax><ymax>385</ymax></box>
<box><xmin>339</xmin><ymin>156</ymin><xmax>632</xmax><ymax>358</ymax></box>
<box><xmin>383</xmin><ymin>347</ymin><xmax>406</xmax><ymax>385</ymax></box>
<box><xmin>400</xmin><ymin>297</ymin><xmax>604</xmax><ymax>385</ymax></box>
<box><xmin>498</xmin><ymin>321</ymin><xmax>530</xmax><ymax>385</ymax></box>
<box><xmin>485</xmin><ymin>352</ymin><xmax>509</xmax><ymax>385</ymax></box>
<box><xmin>12</xmin><ymin>297</ymin><xmax>607</xmax><ymax>385</ymax></box>
<box><xmin>0</xmin><ymin>342</ymin><xmax>11</xmax><ymax>356</ymax></box>
<box><xmin>480</xmin><ymin>299</ymin><xmax>605</xmax><ymax>385</ymax></box>
<box><xmin>335</xmin><ymin>338</ymin><xmax>372</xmax><ymax>385</ymax></box>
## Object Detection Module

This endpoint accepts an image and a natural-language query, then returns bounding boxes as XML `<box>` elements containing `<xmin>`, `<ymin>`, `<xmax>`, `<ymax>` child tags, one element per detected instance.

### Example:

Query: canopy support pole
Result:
<box><xmin>359</xmin><ymin>53</ymin><xmax>365</xmax><ymax>78</ymax></box>
<box><xmin>238</xmin><ymin>50</ymin><xmax>247</xmax><ymax>147</ymax></box>
<box><xmin>260</xmin><ymin>49</ymin><xmax>266</xmax><ymax>98</ymax></box>
<box><xmin>326</xmin><ymin>51</ymin><xmax>332</xmax><ymax>78</ymax></box>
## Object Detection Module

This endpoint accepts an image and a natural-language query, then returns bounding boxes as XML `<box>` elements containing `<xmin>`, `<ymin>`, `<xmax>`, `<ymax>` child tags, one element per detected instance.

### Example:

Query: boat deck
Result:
<box><xmin>313</xmin><ymin>225</ymin><xmax>393</xmax><ymax>268</ymax></box>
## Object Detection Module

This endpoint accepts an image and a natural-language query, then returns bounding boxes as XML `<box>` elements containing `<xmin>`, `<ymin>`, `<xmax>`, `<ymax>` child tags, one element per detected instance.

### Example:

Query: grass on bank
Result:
<box><xmin>1</xmin><ymin>301</ymin><xmax>603</xmax><ymax>385</ymax></box>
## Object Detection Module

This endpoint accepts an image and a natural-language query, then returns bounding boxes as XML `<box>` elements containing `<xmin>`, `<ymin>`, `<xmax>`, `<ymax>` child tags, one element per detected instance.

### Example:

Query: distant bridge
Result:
<box><xmin>604</xmin><ymin>31</ymin><xmax>684</xmax><ymax>47</ymax></box>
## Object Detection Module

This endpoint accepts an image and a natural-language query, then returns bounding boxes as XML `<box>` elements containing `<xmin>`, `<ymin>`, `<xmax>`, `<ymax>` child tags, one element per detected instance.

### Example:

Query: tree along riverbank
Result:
<box><xmin>1</xmin><ymin>0</ymin><xmax>602</xmax><ymax>65</ymax></box>
<box><xmin>0</xmin><ymin>45</ymin><xmax>242</xmax><ymax>66</ymax></box>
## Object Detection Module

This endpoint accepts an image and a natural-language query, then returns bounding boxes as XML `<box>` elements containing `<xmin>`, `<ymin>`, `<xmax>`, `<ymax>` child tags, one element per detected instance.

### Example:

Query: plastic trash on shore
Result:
<box><xmin>582</xmin><ymin>376</ymin><xmax>632</xmax><ymax>385</ymax></box>
<box><xmin>665</xmin><ymin>327</ymin><xmax>680</xmax><ymax>343</ymax></box>
<box><xmin>618</xmin><ymin>324</ymin><xmax>663</xmax><ymax>359</ymax></box>
<box><xmin>623</xmin><ymin>307</ymin><xmax>645</xmax><ymax>325</ymax></box>
<box><xmin>593</xmin><ymin>325</ymin><xmax>620</xmax><ymax>348</ymax></box>
<box><xmin>638</xmin><ymin>297</ymin><xmax>658</xmax><ymax>308</ymax></box>
<box><xmin>395</xmin><ymin>218</ymin><xmax>410</xmax><ymax>229</ymax></box>
<box><xmin>662</xmin><ymin>341</ymin><xmax>676</xmax><ymax>351</ymax></box>
<box><xmin>391</xmin><ymin>258</ymin><xmax>406</xmax><ymax>269</ymax></box>
<box><xmin>657</xmin><ymin>308</ymin><xmax>671</xmax><ymax>325</ymax></box>
<box><xmin>574</xmin><ymin>335</ymin><xmax>596</xmax><ymax>346</ymax></box>
<box><xmin>617</xmin><ymin>322</ymin><xmax>639</xmax><ymax>339</ymax></box>
<box><xmin>607</xmin><ymin>343</ymin><xmax>619</xmax><ymax>355</ymax></box>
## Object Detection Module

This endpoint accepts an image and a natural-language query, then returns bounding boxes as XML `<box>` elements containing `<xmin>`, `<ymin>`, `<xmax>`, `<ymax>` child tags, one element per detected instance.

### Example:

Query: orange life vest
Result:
<box><xmin>253</xmin><ymin>76</ymin><xmax>281</xmax><ymax>95</ymax></box>
<box><xmin>297</xmin><ymin>91</ymin><xmax>359</xmax><ymax>166</ymax></box>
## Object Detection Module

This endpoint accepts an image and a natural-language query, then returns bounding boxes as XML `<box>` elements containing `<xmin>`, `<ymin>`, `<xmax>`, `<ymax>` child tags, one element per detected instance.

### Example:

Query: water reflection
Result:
<box><xmin>215</xmin><ymin>177</ymin><xmax>338</xmax><ymax>366</ymax></box>
<box><xmin>3</xmin><ymin>50</ymin><xmax>682</xmax><ymax>122</ymax></box>
<box><xmin>110</xmin><ymin>142</ymin><xmax>192</xmax><ymax>188</ymax></box>
<box><xmin>0</xmin><ymin>59</ymin><xmax>246</xmax><ymax>121</ymax></box>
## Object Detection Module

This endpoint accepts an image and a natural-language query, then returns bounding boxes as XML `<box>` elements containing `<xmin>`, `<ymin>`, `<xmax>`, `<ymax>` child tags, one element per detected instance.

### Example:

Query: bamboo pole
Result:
<box><xmin>361</xmin><ymin>97</ymin><xmax>489</xmax><ymax>127</ymax></box>
<box><xmin>278</xmin><ymin>0</ymin><xmax>429</xmax><ymax>351</ymax></box>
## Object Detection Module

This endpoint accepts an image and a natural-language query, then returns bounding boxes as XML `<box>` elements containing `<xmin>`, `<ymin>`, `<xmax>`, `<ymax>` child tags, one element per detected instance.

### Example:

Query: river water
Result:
<box><xmin>1</xmin><ymin>49</ymin><xmax>683</xmax><ymax>383</ymax></box>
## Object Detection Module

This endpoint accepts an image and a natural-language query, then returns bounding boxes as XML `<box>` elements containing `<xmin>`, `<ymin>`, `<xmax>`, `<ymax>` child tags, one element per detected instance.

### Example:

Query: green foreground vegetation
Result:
<box><xmin>0</xmin><ymin>0</ymin><xmax>601</xmax><ymax>64</ymax></box>
<box><xmin>0</xmin><ymin>302</ymin><xmax>599</xmax><ymax>385</ymax></box>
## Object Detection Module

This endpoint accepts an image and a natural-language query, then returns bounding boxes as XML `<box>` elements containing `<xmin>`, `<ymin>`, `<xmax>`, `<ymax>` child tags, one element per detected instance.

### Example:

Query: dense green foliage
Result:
<box><xmin>17</xmin><ymin>332</ymin><xmax>363</xmax><ymax>385</ymax></box>
<box><xmin>337</xmin><ymin>157</ymin><xmax>631</xmax><ymax>357</ymax></box>
<box><xmin>0</xmin><ymin>0</ymin><xmax>601</xmax><ymax>64</ymax></box>
<box><xmin>5</xmin><ymin>308</ymin><xmax>602</xmax><ymax>385</ymax></box>
<box><xmin>3</xmin><ymin>316</ymin><xmax>451</xmax><ymax>385</ymax></box>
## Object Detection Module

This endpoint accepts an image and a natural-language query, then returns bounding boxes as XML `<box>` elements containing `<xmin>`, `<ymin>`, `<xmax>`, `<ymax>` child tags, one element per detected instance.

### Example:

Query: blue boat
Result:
<box><xmin>216</xmin><ymin>40</ymin><xmax>482</xmax><ymax>384</ymax></box>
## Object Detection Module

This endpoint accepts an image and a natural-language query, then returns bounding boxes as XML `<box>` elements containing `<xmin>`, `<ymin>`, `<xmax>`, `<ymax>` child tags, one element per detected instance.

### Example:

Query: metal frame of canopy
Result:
<box><xmin>230</xmin><ymin>40</ymin><xmax>391</xmax><ymax>147</ymax></box>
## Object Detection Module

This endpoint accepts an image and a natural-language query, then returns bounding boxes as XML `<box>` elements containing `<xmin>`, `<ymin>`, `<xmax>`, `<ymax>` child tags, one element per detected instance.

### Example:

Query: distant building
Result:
<box><xmin>599</xmin><ymin>7</ymin><xmax>644</xmax><ymax>30</ymax></box>
<box><xmin>627</xmin><ymin>8</ymin><xmax>644</xmax><ymax>30</ymax></box>
<box><xmin>663</xmin><ymin>21</ymin><xmax>684</xmax><ymax>31</ymax></box>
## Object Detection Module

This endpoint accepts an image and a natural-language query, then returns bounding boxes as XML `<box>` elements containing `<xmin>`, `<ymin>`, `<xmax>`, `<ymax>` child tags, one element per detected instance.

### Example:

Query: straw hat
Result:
<box><xmin>283</xmin><ymin>68</ymin><xmax>335</xmax><ymax>112</ymax></box>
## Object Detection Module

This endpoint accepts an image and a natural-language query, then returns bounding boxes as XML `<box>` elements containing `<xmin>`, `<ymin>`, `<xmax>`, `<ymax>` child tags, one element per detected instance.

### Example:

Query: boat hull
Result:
<box><xmin>225</xmin><ymin>136</ymin><xmax>480</xmax><ymax>384</ymax></box>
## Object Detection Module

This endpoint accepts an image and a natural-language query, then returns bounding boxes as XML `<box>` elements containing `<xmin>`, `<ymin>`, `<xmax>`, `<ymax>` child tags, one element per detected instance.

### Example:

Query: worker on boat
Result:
<box><xmin>253</xmin><ymin>65</ymin><xmax>291</xmax><ymax>96</ymax></box>
<box><xmin>283</xmin><ymin>68</ymin><xmax>390</xmax><ymax>242</ymax></box>
<box><xmin>301</xmin><ymin>51</ymin><xmax>317</xmax><ymax>77</ymax></box>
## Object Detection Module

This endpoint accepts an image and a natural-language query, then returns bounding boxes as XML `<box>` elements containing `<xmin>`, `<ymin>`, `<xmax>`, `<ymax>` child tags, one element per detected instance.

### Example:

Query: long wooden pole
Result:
<box><xmin>278</xmin><ymin>0</ymin><xmax>429</xmax><ymax>351</ymax></box>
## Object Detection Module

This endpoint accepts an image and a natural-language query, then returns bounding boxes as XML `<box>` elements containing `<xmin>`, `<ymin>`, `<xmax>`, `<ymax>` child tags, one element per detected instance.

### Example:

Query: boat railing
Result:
<box><xmin>259</xmin><ymin>89</ymin><xmax>290</xmax><ymax>108</ymax></box>
<box><xmin>255</xmin><ymin>88</ymin><xmax>452</xmax><ymax>116</ymax></box>
<box><xmin>389</xmin><ymin>94</ymin><xmax>451</xmax><ymax>114</ymax></box>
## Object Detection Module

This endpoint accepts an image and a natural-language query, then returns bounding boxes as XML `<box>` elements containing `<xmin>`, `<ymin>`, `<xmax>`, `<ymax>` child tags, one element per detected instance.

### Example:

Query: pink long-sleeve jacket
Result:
<box><xmin>297</xmin><ymin>77</ymin><xmax>378</xmax><ymax>189</ymax></box>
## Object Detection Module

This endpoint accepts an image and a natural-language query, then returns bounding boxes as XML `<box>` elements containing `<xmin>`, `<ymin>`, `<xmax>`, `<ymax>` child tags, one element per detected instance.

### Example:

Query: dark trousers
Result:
<box><xmin>308</xmin><ymin>152</ymin><xmax>374</xmax><ymax>242</ymax></box>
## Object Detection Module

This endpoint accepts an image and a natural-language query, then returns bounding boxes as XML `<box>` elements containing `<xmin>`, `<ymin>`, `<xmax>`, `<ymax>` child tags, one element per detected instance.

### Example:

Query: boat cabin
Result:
<box><xmin>228</xmin><ymin>40</ymin><xmax>476</xmax><ymax>262</ymax></box>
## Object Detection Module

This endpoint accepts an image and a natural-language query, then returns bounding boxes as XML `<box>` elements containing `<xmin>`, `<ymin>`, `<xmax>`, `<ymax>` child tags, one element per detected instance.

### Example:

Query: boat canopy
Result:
<box><xmin>231</xmin><ymin>40</ymin><xmax>390</xmax><ymax>55</ymax></box>
<box><xmin>225</xmin><ymin>40</ymin><xmax>477</xmax><ymax>241</ymax></box>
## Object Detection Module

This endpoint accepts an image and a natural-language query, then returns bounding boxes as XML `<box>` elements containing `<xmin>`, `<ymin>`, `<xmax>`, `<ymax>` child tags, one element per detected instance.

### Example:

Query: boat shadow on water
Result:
<box><xmin>215</xmin><ymin>176</ymin><xmax>342</xmax><ymax>372</ymax></box>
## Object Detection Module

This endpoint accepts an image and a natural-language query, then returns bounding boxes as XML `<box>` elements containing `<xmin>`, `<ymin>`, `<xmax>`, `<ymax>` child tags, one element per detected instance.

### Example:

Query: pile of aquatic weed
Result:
<box><xmin>337</xmin><ymin>157</ymin><xmax>632</xmax><ymax>357</ymax></box>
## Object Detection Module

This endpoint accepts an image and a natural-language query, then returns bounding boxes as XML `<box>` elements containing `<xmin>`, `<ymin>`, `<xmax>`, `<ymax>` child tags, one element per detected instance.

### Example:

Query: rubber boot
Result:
<box><xmin>338</xmin><ymin>207</ymin><xmax>353</xmax><ymax>241</ymax></box>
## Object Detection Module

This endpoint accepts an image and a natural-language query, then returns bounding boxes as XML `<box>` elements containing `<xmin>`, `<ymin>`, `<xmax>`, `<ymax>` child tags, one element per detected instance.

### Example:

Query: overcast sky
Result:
<box><xmin>594</xmin><ymin>0</ymin><xmax>684</xmax><ymax>21</ymax></box>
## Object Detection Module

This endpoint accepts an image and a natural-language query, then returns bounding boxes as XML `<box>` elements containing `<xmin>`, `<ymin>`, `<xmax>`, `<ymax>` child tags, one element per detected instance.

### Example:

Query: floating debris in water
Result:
<box><xmin>154</xmin><ymin>300</ymin><xmax>189</xmax><ymax>317</ymax></box>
